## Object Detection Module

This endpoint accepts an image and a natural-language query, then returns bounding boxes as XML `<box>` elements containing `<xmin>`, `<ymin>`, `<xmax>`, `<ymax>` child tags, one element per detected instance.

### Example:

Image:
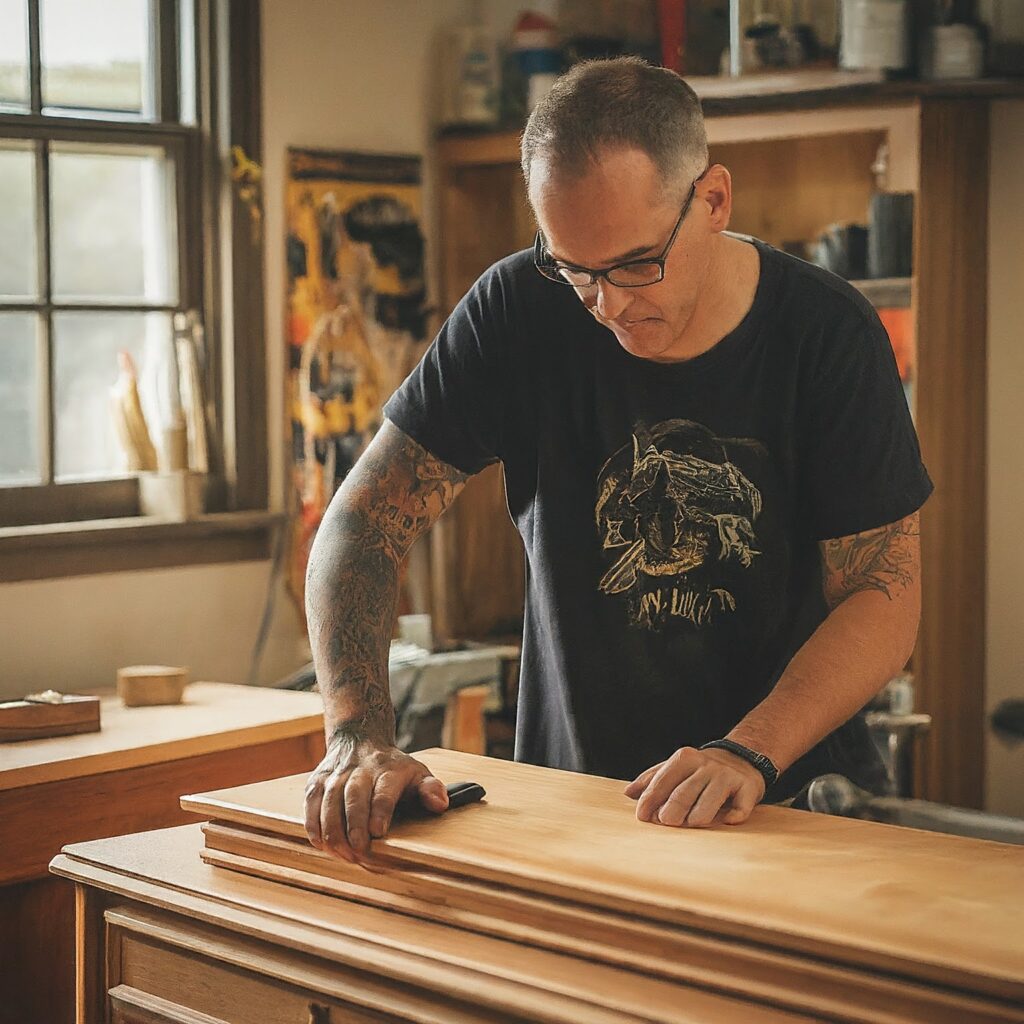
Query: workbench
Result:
<box><xmin>0</xmin><ymin>682</ymin><xmax>325</xmax><ymax>1024</ymax></box>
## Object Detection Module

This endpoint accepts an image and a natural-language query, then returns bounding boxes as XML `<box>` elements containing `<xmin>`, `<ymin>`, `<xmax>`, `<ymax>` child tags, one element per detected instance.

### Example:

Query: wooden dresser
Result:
<box><xmin>51</xmin><ymin>750</ymin><xmax>1024</xmax><ymax>1024</ymax></box>
<box><xmin>54</xmin><ymin>825</ymin><xmax>820</xmax><ymax>1024</ymax></box>
<box><xmin>0</xmin><ymin>682</ymin><xmax>326</xmax><ymax>1024</ymax></box>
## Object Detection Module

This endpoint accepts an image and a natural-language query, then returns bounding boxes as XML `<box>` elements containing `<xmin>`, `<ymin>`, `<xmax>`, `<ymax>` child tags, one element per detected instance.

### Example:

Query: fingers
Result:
<box><xmin>655</xmin><ymin>769</ymin><xmax>714</xmax><ymax>826</ymax></box>
<box><xmin>670</xmin><ymin>776</ymin><xmax>733</xmax><ymax>828</ymax></box>
<box><xmin>624</xmin><ymin>762</ymin><xmax>663</xmax><ymax>799</ymax></box>
<box><xmin>304</xmin><ymin>751</ymin><xmax>451</xmax><ymax>866</ymax></box>
<box><xmin>318</xmin><ymin>770</ymin><xmax>358</xmax><ymax>862</ymax></box>
<box><xmin>721</xmin><ymin>806</ymin><xmax>750</xmax><ymax>825</ymax></box>
<box><xmin>633</xmin><ymin>747</ymin><xmax>765</xmax><ymax>829</ymax></box>
<box><xmin>368</xmin><ymin>770</ymin><xmax>407</xmax><ymax>838</ymax></box>
<box><xmin>305</xmin><ymin>757</ymin><xmax>406</xmax><ymax>862</ymax></box>
<box><xmin>417</xmin><ymin>774</ymin><xmax>449</xmax><ymax>813</ymax></box>
<box><xmin>720</xmin><ymin>781</ymin><xmax>763</xmax><ymax>825</ymax></box>
<box><xmin>635</xmin><ymin>748</ymin><xmax>701</xmax><ymax>822</ymax></box>
<box><xmin>343</xmin><ymin>768</ymin><xmax>375</xmax><ymax>856</ymax></box>
<box><xmin>369</xmin><ymin>768</ymin><xmax>446</xmax><ymax>841</ymax></box>
<box><xmin>303</xmin><ymin>769</ymin><xmax>328</xmax><ymax>850</ymax></box>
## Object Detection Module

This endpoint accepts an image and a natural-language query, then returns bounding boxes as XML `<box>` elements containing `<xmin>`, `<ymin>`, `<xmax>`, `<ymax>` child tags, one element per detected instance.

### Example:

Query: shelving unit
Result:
<box><xmin>431</xmin><ymin>86</ymin><xmax>1000</xmax><ymax>809</ymax></box>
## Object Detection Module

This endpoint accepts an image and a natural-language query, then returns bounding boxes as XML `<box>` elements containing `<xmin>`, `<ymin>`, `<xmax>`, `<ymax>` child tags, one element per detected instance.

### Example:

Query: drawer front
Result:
<box><xmin>108</xmin><ymin>984</ymin><xmax>343</xmax><ymax>1024</ymax></box>
<box><xmin>109</xmin><ymin>984</ymin><xmax>231</xmax><ymax>1023</ymax></box>
<box><xmin>113</xmin><ymin>932</ymin><xmax>399</xmax><ymax>1024</ymax></box>
<box><xmin>103</xmin><ymin>904</ymin><xmax>583</xmax><ymax>1024</ymax></box>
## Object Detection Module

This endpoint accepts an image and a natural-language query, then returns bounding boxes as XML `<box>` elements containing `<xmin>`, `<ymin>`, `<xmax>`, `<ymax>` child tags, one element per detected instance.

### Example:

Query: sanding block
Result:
<box><xmin>393</xmin><ymin>779</ymin><xmax>486</xmax><ymax>823</ymax></box>
<box><xmin>445</xmin><ymin>780</ymin><xmax>486</xmax><ymax>808</ymax></box>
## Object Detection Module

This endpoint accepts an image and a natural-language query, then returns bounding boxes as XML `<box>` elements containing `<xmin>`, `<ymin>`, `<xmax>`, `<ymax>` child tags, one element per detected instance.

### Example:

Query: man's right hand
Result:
<box><xmin>303</xmin><ymin>736</ymin><xmax>449</xmax><ymax>863</ymax></box>
<box><xmin>303</xmin><ymin>424</ymin><xmax>467</xmax><ymax>864</ymax></box>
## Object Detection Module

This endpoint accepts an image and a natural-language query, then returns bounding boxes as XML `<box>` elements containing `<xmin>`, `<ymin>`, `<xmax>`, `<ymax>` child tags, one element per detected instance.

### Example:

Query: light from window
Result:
<box><xmin>50</xmin><ymin>145</ymin><xmax>177</xmax><ymax>304</ymax></box>
<box><xmin>178</xmin><ymin>0</ymin><xmax>197</xmax><ymax>126</ymax></box>
<box><xmin>0</xmin><ymin>143</ymin><xmax>38</xmax><ymax>299</ymax></box>
<box><xmin>41</xmin><ymin>0</ymin><xmax>153</xmax><ymax>118</ymax></box>
<box><xmin>0</xmin><ymin>313</ymin><xmax>40</xmax><ymax>485</ymax></box>
<box><xmin>0</xmin><ymin>0</ymin><xmax>30</xmax><ymax>112</ymax></box>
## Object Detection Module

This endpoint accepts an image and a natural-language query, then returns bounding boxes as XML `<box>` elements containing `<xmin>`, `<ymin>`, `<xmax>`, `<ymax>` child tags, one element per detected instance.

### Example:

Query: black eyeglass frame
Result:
<box><xmin>533</xmin><ymin>165</ymin><xmax>709</xmax><ymax>289</ymax></box>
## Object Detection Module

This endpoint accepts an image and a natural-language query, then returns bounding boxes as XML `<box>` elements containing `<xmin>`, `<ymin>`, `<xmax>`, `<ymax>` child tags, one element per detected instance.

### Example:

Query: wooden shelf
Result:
<box><xmin>438</xmin><ymin>72</ymin><xmax>1024</xmax><ymax>154</ymax></box>
<box><xmin>439</xmin><ymin>102</ymin><xmax>921</xmax><ymax>178</ymax></box>
<box><xmin>692</xmin><ymin>70</ymin><xmax>1024</xmax><ymax>116</ymax></box>
<box><xmin>849</xmin><ymin>278</ymin><xmax>913</xmax><ymax>309</ymax></box>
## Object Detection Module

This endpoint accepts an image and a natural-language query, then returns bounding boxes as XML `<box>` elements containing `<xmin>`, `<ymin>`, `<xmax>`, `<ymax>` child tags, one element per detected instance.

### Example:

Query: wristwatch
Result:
<box><xmin>699</xmin><ymin>738</ymin><xmax>780</xmax><ymax>789</ymax></box>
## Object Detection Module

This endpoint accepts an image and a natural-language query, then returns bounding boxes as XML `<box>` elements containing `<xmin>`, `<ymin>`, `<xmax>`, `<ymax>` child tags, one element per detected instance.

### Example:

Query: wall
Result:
<box><xmin>985</xmin><ymin>99</ymin><xmax>1024</xmax><ymax>817</ymax></box>
<box><xmin>0</xmin><ymin>561</ymin><xmax>294</xmax><ymax>697</ymax></box>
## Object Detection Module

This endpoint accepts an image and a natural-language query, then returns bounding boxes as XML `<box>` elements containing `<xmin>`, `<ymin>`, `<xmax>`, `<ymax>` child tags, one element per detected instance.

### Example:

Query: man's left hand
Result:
<box><xmin>624</xmin><ymin>746</ymin><xmax>765</xmax><ymax>827</ymax></box>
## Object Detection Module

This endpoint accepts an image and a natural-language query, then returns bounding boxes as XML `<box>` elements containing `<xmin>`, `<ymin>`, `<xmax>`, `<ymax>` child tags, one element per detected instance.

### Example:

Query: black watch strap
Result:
<box><xmin>700</xmin><ymin>738</ymin><xmax>780</xmax><ymax>789</ymax></box>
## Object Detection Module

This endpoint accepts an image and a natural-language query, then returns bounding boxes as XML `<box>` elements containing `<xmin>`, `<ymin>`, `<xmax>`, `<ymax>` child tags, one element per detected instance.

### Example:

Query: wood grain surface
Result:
<box><xmin>2</xmin><ymin>685</ymin><xmax>325</xmax><ymax>1024</ymax></box>
<box><xmin>2</xmin><ymin>732</ymin><xmax>325</xmax><ymax>886</ymax></box>
<box><xmin>0</xmin><ymin>876</ymin><xmax>76</xmax><ymax>1024</ymax></box>
<box><xmin>913</xmin><ymin>98</ymin><xmax>990</xmax><ymax>809</ymax></box>
<box><xmin>181</xmin><ymin>749</ymin><xmax>1024</xmax><ymax>1004</ymax></box>
<box><xmin>197</xmin><ymin>823</ymin><xmax>1019</xmax><ymax>1024</ymax></box>
<box><xmin>717</xmin><ymin>131</ymin><xmax>885</xmax><ymax>251</ymax></box>
<box><xmin>1</xmin><ymin>735</ymin><xmax>325</xmax><ymax>1024</ymax></box>
<box><xmin>52</xmin><ymin>825</ymin><xmax>818</xmax><ymax>1024</ymax></box>
<box><xmin>0</xmin><ymin>682</ymin><xmax>324</xmax><ymax>791</ymax></box>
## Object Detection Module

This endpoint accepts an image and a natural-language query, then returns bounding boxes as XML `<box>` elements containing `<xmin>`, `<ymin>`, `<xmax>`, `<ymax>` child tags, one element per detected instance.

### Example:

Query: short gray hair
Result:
<box><xmin>521</xmin><ymin>58</ymin><xmax>708</xmax><ymax>200</ymax></box>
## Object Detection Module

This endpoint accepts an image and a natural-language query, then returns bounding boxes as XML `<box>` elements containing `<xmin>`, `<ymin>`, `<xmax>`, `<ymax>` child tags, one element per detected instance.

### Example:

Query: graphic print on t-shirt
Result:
<box><xmin>595</xmin><ymin>419</ymin><xmax>767</xmax><ymax>630</ymax></box>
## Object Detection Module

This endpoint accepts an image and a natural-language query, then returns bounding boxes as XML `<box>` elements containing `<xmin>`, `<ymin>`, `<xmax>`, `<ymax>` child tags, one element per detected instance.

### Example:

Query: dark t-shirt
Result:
<box><xmin>384</xmin><ymin>238</ymin><xmax>933</xmax><ymax>798</ymax></box>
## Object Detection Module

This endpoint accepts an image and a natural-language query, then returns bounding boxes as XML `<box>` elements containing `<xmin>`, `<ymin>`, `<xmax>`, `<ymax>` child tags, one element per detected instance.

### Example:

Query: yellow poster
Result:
<box><xmin>285</xmin><ymin>148</ymin><xmax>426</xmax><ymax>616</ymax></box>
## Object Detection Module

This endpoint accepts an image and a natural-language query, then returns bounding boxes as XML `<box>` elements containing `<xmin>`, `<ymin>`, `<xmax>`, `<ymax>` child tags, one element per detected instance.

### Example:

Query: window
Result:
<box><xmin>0</xmin><ymin>1</ymin><xmax>269</xmax><ymax>577</ymax></box>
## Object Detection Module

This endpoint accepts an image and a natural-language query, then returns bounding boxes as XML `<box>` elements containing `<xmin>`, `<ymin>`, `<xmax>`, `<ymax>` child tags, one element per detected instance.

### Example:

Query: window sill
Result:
<box><xmin>0</xmin><ymin>511</ymin><xmax>283</xmax><ymax>583</ymax></box>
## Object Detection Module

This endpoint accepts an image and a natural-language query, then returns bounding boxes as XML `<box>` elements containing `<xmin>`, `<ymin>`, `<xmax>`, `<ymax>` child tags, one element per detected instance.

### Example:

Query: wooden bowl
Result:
<box><xmin>117</xmin><ymin>665</ymin><xmax>189</xmax><ymax>707</ymax></box>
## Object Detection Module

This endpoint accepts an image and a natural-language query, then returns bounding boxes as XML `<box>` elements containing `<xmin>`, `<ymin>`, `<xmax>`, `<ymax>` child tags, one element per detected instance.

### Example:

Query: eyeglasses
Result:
<box><xmin>533</xmin><ymin>166</ymin><xmax>708</xmax><ymax>289</ymax></box>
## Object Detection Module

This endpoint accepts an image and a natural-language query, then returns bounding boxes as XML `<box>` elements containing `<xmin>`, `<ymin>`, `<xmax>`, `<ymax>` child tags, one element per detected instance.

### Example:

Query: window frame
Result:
<box><xmin>0</xmin><ymin>0</ymin><xmax>270</xmax><ymax>579</ymax></box>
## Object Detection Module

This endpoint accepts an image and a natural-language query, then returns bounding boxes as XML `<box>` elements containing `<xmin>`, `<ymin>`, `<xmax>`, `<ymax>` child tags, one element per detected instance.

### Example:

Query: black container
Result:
<box><xmin>868</xmin><ymin>191</ymin><xmax>915</xmax><ymax>279</ymax></box>
<box><xmin>812</xmin><ymin>223</ymin><xmax>869</xmax><ymax>280</ymax></box>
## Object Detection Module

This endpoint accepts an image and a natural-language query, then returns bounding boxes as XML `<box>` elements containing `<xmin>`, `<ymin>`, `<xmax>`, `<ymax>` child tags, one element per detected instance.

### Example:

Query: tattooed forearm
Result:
<box><xmin>305</xmin><ymin>421</ymin><xmax>468</xmax><ymax>749</ymax></box>
<box><xmin>307</xmin><ymin>522</ymin><xmax>401</xmax><ymax>748</ymax></box>
<box><xmin>820</xmin><ymin>512</ymin><xmax>920</xmax><ymax>610</ymax></box>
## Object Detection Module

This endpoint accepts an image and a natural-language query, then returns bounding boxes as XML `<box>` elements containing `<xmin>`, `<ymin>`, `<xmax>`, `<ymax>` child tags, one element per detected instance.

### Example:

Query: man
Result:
<box><xmin>303</xmin><ymin>59</ymin><xmax>931</xmax><ymax>863</ymax></box>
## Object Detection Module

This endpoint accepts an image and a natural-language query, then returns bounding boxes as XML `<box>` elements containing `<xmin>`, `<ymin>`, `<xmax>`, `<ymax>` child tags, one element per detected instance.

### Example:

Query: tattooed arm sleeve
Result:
<box><xmin>819</xmin><ymin>511</ymin><xmax>921</xmax><ymax>611</ymax></box>
<box><xmin>304</xmin><ymin>420</ymin><xmax>469</xmax><ymax>749</ymax></box>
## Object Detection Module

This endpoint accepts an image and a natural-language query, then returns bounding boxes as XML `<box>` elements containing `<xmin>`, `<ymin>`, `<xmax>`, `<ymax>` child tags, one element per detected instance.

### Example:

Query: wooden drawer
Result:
<box><xmin>104</xmin><ymin>907</ymin><xmax>516</xmax><ymax>1024</ymax></box>
<box><xmin>113</xmin><ymin>933</ymin><xmax>391</xmax><ymax>1024</ymax></box>
<box><xmin>109</xmin><ymin>985</ymin><xmax>232</xmax><ymax>1024</ymax></box>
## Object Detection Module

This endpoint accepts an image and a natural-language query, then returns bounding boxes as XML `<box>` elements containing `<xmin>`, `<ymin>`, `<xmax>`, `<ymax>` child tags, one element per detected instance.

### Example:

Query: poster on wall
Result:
<box><xmin>285</xmin><ymin>147</ymin><xmax>427</xmax><ymax>617</ymax></box>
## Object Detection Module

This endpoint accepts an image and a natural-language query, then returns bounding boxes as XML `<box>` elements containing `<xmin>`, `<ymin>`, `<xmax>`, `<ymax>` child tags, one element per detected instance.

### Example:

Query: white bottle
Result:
<box><xmin>840</xmin><ymin>0</ymin><xmax>909</xmax><ymax>72</ymax></box>
<box><xmin>441</xmin><ymin>23</ymin><xmax>499</xmax><ymax>127</ymax></box>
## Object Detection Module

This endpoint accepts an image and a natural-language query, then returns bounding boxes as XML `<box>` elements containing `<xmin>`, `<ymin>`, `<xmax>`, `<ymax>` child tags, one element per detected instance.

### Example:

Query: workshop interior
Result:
<box><xmin>1</xmin><ymin>1</ymin><xmax>1022</xmax><ymax>1022</ymax></box>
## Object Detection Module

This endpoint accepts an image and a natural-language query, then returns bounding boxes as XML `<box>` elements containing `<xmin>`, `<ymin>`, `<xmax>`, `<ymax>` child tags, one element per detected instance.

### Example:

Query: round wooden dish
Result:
<box><xmin>117</xmin><ymin>665</ymin><xmax>189</xmax><ymax>707</ymax></box>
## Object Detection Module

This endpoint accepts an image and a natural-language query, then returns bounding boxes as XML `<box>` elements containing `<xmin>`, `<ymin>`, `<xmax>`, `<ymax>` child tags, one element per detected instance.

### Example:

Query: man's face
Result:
<box><xmin>529</xmin><ymin>147</ymin><xmax>721</xmax><ymax>363</ymax></box>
